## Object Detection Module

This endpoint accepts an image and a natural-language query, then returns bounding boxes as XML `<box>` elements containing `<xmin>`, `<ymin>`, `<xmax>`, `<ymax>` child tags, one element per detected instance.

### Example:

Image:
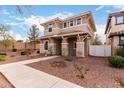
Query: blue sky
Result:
<box><xmin>0</xmin><ymin>5</ymin><xmax>124</xmax><ymax>42</ymax></box>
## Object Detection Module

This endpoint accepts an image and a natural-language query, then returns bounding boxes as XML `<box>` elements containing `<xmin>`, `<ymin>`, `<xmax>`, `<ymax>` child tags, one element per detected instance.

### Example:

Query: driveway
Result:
<box><xmin>0</xmin><ymin>56</ymin><xmax>81</xmax><ymax>88</ymax></box>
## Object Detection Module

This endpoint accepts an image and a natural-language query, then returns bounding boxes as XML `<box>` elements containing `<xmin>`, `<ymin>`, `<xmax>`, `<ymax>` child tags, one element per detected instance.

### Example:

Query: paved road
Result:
<box><xmin>0</xmin><ymin>56</ymin><xmax>81</xmax><ymax>88</ymax></box>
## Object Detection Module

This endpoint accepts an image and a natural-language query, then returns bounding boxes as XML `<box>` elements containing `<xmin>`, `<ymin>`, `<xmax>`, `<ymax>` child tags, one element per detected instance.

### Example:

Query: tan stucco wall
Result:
<box><xmin>43</xmin><ymin>14</ymin><xmax>95</xmax><ymax>37</ymax></box>
<box><xmin>111</xmin><ymin>16</ymin><xmax>124</xmax><ymax>32</ymax></box>
<box><xmin>111</xmin><ymin>36</ymin><xmax>120</xmax><ymax>55</ymax></box>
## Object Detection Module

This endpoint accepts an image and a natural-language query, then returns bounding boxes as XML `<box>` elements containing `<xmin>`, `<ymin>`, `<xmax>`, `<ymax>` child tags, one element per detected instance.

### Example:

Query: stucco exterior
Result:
<box><xmin>40</xmin><ymin>11</ymin><xmax>96</xmax><ymax>57</ymax></box>
<box><xmin>105</xmin><ymin>11</ymin><xmax>124</xmax><ymax>55</ymax></box>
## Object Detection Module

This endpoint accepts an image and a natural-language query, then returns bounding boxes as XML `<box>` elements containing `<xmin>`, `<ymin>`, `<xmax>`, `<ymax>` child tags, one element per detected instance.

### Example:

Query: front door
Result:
<box><xmin>68</xmin><ymin>38</ymin><xmax>76</xmax><ymax>56</ymax></box>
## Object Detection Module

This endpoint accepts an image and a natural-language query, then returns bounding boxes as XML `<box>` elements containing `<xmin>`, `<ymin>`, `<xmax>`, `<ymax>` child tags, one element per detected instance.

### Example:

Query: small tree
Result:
<box><xmin>0</xmin><ymin>24</ymin><xmax>15</xmax><ymax>51</ymax></box>
<box><xmin>28</xmin><ymin>25</ymin><xmax>39</xmax><ymax>50</ymax></box>
<box><xmin>93</xmin><ymin>34</ymin><xmax>102</xmax><ymax>45</ymax></box>
<box><xmin>0</xmin><ymin>39</ymin><xmax>15</xmax><ymax>51</ymax></box>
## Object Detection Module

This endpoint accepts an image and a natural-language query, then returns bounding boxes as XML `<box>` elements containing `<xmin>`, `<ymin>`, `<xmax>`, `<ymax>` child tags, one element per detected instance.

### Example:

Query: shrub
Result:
<box><xmin>12</xmin><ymin>49</ymin><xmax>17</xmax><ymax>52</ymax></box>
<box><xmin>0</xmin><ymin>52</ymin><xmax>7</xmax><ymax>55</ymax></box>
<box><xmin>108</xmin><ymin>56</ymin><xmax>124</xmax><ymax>68</ymax></box>
<box><xmin>37</xmin><ymin>50</ymin><xmax>40</xmax><ymax>54</ymax></box>
<box><xmin>0</xmin><ymin>55</ymin><xmax>6</xmax><ymax>61</ymax></box>
<box><xmin>50</xmin><ymin>61</ymin><xmax>67</xmax><ymax>68</ymax></box>
<box><xmin>73</xmin><ymin>64</ymin><xmax>89</xmax><ymax>79</ymax></box>
<box><xmin>10</xmin><ymin>54</ymin><xmax>15</xmax><ymax>57</ymax></box>
<box><xmin>115</xmin><ymin>47</ymin><xmax>124</xmax><ymax>57</ymax></box>
<box><xmin>64</xmin><ymin>56</ymin><xmax>72</xmax><ymax>61</ymax></box>
<box><xmin>21</xmin><ymin>51</ymin><xmax>31</xmax><ymax>55</ymax></box>
<box><xmin>115</xmin><ymin>77</ymin><xmax>124</xmax><ymax>88</ymax></box>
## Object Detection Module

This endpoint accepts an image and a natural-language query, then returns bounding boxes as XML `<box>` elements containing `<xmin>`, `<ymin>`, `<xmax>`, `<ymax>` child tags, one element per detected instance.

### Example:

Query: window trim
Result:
<box><xmin>63</xmin><ymin>22</ymin><xmax>67</xmax><ymax>28</ymax></box>
<box><xmin>76</xmin><ymin>18</ymin><xmax>82</xmax><ymax>25</ymax></box>
<box><xmin>48</xmin><ymin>24</ymin><xmax>53</xmax><ymax>32</ymax></box>
<box><xmin>115</xmin><ymin>16</ymin><xmax>124</xmax><ymax>25</ymax></box>
<box><xmin>119</xmin><ymin>36</ymin><xmax>124</xmax><ymax>46</ymax></box>
<box><xmin>69</xmin><ymin>20</ymin><xmax>74</xmax><ymax>27</ymax></box>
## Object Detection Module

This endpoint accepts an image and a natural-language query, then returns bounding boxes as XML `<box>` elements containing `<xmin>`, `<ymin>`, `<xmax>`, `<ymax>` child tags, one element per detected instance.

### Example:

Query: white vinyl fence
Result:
<box><xmin>89</xmin><ymin>45</ymin><xmax>111</xmax><ymax>57</ymax></box>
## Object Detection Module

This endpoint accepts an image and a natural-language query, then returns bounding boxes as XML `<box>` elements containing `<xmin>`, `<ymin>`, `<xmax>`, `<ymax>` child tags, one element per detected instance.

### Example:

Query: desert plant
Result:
<box><xmin>115</xmin><ymin>47</ymin><xmax>124</xmax><ymax>57</ymax></box>
<box><xmin>50</xmin><ymin>61</ymin><xmax>67</xmax><ymax>68</ymax></box>
<box><xmin>115</xmin><ymin>77</ymin><xmax>124</xmax><ymax>88</ymax></box>
<box><xmin>21</xmin><ymin>51</ymin><xmax>31</xmax><ymax>56</ymax></box>
<box><xmin>64</xmin><ymin>56</ymin><xmax>72</xmax><ymax>61</ymax></box>
<box><xmin>0</xmin><ymin>55</ymin><xmax>6</xmax><ymax>61</ymax></box>
<box><xmin>10</xmin><ymin>54</ymin><xmax>16</xmax><ymax>57</ymax></box>
<box><xmin>74</xmin><ymin>64</ymin><xmax>89</xmax><ymax>79</ymax></box>
<box><xmin>108</xmin><ymin>56</ymin><xmax>124</xmax><ymax>68</ymax></box>
<box><xmin>74</xmin><ymin>64</ymin><xmax>84</xmax><ymax>78</ymax></box>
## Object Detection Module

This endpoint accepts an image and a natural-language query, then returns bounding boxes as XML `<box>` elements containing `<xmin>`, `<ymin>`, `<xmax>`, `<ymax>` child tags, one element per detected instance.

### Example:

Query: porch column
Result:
<box><xmin>39</xmin><ymin>40</ymin><xmax>44</xmax><ymax>54</ymax></box>
<box><xmin>61</xmin><ymin>37</ymin><xmax>69</xmax><ymax>56</ymax></box>
<box><xmin>48</xmin><ymin>38</ymin><xmax>56</xmax><ymax>55</ymax></box>
<box><xmin>85</xmin><ymin>37</ymin><xmax>91</xmax><ymax>56</ymax></box>
<box><xmin>76</xmin><ymin>35</ymin><xmax>85</xmax><ymax>57</ymax></box>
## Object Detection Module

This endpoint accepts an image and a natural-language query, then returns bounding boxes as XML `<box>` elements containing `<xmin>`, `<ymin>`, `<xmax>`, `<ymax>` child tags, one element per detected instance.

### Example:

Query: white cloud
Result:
<box><xmin>0</xmin><ymin>9</ymin><xmax>10</xmax><ymax>15</ymax></box>
<box><xmin>95</xmin><ymin>5</ymin><xmax>105</xmax><ymax>11</ymax></box>
<box><xmin>9</xmin><ymin>15</ymin><xmax>25</xmax><ymax>21</ymax></box>
<box><xmin>24</xmin><ymin>12</ymin><xmax>73</xmax><ymax>31</ymax></box>
<box><xmin>6</xmin><ymin>22</ymin><xmax>18</xmax><ymax>26</ymax></box>
<box><xmin>106</xmin><ymin>10</ymin><xmax>111</xmax><ymax>13</ymax></box>
<box><xmin>95</xmin><ymin>24</ymin><xmax>106</xmax><ymax>44</ymax></box>
<box><xmin>113</xmin><ymin>5</ymin><xmax>124</xmax><ymax>11</ymax></box>
<box><xmin>10</xmin><ymin>30</ymin><xmax>27</xmax><ymax>41</ymax></box>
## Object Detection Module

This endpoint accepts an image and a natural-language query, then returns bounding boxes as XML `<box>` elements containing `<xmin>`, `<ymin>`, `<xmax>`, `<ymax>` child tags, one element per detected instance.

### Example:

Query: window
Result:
<box><xmin>64</xmin><ymin>22</ymin><xmax>67</xmax><ymax>28</ymax></box>
<box><xmin>70</xmin><ymin>20</ymin><xmax>74</xmax><ymax>26</ymax></box>
<box><xmin>120</xmin><ymin>36</ymin><xmax>124</xmax><ymax>40</ymax></box>
<box><xmin>119</xmin><ymin>36</ymin><xmax>124</xmax><ymax>46</ymax></box>
<box><xmin>44</xmin><ymin>41</ymin><xmax>48</xmax><ymax>50</ymax></box>
<box><xmin>48</xmin><ymin>24</ymin><xmax>53</xmax><ymax>32</ymax></box>
<box><xmin>77</xmin><ymin>18</ymin><xmax>81</xmax><ymax>25</ymax></box>
<box><xmin>73</xmin><ymin>41</ymin><xmax>76</xmax><ymax>49</ymax></box>
<box><xmin>116</xmin><ymin>16</ymin><xmax>124</xmax><ymax>24</ymax></box>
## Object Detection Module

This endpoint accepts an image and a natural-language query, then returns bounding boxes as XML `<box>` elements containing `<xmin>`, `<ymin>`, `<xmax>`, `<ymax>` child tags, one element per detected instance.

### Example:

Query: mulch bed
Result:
<box><xmin>27</xmin><ymin>56</ymin><xmax>124</xmax><ymax>88</ymax></box>
<box><xmin>0</xmin><ymin>72</ymin><xmax>14</xmax><ymax>88</ymax></box>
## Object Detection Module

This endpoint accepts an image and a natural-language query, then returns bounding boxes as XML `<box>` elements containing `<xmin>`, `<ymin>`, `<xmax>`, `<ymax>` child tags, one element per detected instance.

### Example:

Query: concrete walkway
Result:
<box><xmin>0</xmin><ymin>56</ymin><xmax>81</xmax><ymax>88</ymax></box>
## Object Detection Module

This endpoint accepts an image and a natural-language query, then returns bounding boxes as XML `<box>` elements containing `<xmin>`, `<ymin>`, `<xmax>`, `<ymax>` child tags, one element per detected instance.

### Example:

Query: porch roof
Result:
<box><xmin>108</xmin><ymin>31</ymin><xmax>124</xmax><ymax>38</ymax></box>
<box><xmin>40</xmin><ymin>31</ymin><xmax>88</xmax><ymax>39</ymax></box>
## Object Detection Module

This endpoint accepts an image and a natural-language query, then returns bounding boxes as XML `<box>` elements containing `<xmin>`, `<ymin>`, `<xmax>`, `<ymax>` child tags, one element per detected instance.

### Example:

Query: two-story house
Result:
<box><xmin>105</xmin><ymin>11</ymin><xmax>124</xmax><ymax>55</ymax></box>
<box><xmin>40</xmin><ymin>11</ymin><xmax>96</xmax><ymax>57</ymax></box>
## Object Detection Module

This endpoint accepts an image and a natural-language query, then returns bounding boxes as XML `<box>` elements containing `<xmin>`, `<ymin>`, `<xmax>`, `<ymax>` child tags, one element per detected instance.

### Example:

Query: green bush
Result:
<box><xmin>115</xmin><ymin>47</ymin><xmax>124</xmax><ymax>57</ymax></box>
<box><xmin>108</xmin><ymin>56</ymin><xmax>124</xmax><ymax>68</ymax></box>
<box><xmin>21</xmin><ymin>51</ymin><xmax>31</xmax><ymax>55</ymax></box>
<box><xmin>0</xmin><ymin>55</ymin><xmax>6</xmax><ymax>61</ymax></box>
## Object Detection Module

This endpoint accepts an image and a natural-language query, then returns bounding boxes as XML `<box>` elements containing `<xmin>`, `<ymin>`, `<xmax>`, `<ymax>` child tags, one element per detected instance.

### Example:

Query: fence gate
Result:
<box><xmin>89</xmin><ymin>45</ymin><xmax>111</xmax><ymax>57</ymax></box>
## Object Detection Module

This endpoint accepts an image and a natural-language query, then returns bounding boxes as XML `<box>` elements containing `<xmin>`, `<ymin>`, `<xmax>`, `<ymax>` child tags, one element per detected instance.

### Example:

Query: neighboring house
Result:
<box><xmin>105</xmin><ymin>11</ymin><xmax>124</xmax><ymax>54</ymax></box>
<box><xmin>40</xmin><ymin>11</ymin><xmax>96</xmax><ymax>57</ymax></box>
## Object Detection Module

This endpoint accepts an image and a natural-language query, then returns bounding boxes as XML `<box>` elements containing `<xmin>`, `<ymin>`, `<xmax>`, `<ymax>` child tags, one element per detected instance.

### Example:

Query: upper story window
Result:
<box><xmin>70</xmin><ymin>20</ymin><xmax>74</xmax><ymax>26</ymax></box>
<box><xmin>116</xmin><ymin>16</ymin><xmax>124</xmax><ymax>25</ymax></box>
<box><xmin>77</xmin><ymin>18</ymin><xmax>81</xmax><ymax>25</ymax></box>
<box><xmin>63</xmin><ymin>22</ymin><xmax>67</xmax><ymax>28</ymax></box>
<box><xmin>48</xmin><ymin>24</ymin><xmax>53</xmax><ymax>32</ymax></box>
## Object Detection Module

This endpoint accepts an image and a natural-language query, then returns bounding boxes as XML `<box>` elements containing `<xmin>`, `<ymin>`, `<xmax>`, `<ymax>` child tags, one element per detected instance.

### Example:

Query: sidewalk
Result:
<box><xmin>0</xmin><ymin>56</ymin><xmax>81</xmax><ymax>88</ymax></box>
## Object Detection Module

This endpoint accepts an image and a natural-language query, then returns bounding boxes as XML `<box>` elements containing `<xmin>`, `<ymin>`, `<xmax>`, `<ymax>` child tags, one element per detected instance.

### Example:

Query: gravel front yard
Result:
<box><xmin>27</xmin><ymin>56</ymin><xmax>124</xmax><ymax>88</ymax></box>
<box><xmin>0</xmin><ymin>72</ymin><xmax>14</xmax><ymax>88</ymax></box>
